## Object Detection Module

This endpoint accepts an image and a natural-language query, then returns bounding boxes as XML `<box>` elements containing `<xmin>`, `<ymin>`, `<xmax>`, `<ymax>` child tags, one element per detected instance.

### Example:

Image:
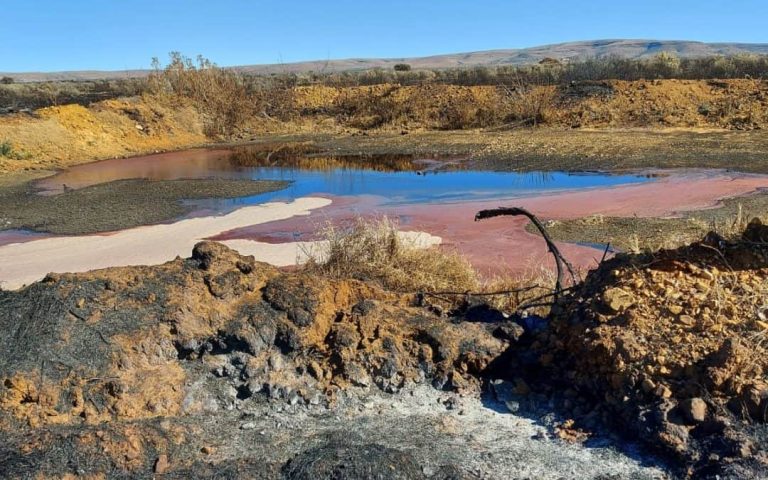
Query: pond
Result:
<box><xmin>6</xmin><ymin>145</ymin><xmax>765</xmax><ymax>290</ymax></box>
<box><xmin>36</xmin><ymin>146</ymin><xmax>653</xmax><ymax>209</ymax></box>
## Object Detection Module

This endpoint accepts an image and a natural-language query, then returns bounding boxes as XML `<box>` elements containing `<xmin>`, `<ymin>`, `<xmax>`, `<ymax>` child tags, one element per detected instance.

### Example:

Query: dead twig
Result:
<box><xmin>475</xmin><ymin>207</ymin><xmax>579</xmax><ymax>299</ymax></box>
<box><xmin>422</xmin><ymin>285</ymin><xmax>540</xmax><ymax>297</ymax></box>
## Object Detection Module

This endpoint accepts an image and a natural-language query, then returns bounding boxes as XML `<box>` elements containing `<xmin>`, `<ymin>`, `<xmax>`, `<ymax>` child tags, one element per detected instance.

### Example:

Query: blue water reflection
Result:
<box><xmin>202</xmin><ymin>167</ymin><xmax>651</xmax><ymax>209</ymax></box>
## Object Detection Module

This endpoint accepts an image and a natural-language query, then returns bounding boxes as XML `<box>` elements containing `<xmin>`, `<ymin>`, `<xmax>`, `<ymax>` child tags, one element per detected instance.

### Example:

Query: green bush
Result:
<box><xmin>0</xmin><ymin>141</ymin><xmax>30</xmax><ymax>160</ymax></box>
<box><xmin>0</xmin><ymin>141</ymin><xmax>13</xmax><ymax>157</ymax></box>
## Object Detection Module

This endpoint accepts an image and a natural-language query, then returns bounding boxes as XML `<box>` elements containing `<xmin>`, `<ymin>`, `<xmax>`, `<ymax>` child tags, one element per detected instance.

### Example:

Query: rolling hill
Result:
<box><xmin>3</xmin><ymin>39</ymin><xmax>768</xmax><ymax>82</ymax></box>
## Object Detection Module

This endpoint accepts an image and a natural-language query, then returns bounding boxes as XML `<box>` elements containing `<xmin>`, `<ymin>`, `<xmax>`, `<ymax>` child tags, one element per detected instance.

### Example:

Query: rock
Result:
<box><xmin>641</xmin><ymin>378</ymin><xmax>656</xmax><ymax>393</ymax></box>
<box><xmin>345</xmin><ymin>362</ymin><xmax>372</xmax><ymax>387</ymax></box>
<box><xmin>741</xmin><ymin>384</ymin><xmax>768</xmax><ymax>421</ymax></box>
<box><xmin>268</xmin><ymin>353</ymin><xmax>285</xmax><ymax>371</ymax></box>
<box><xmin>200</xmin><ymin>446</ymin><xmax>216</xmax><ymax>455</ymax></box>
<box><xmin>681</xmin><ymin>397</ymin><xmax>707</xmax><ymax>423</ymax></box>
<box><xmin>654</xmin><ymin>384</ymin><xmax>672</xmax><ymax>399</ymax></box>
<box><xmin>658</xmin><ymin>423</ymin><xmax>690</xmax><ymax>455</ymax></box>
<box><xmin>668</xmin><ymin>305</ymin><xmax>683</xmax><ymax>315</ymax></box>
<box><xmin>240</xmin><ymin>422</ymin><xmax>258</xmax><ymax>430</ymax></box>
<box><xmin>154</xmin><ymin>454</ymin><xmax>170</xmax><ymax>474</ymax></box>
<box><xmin>603</xmin><ymin>288</ymin><xmax>635</xmax><ymax>313</ymax></box>
<box><xmin>504</xmin><ymin>400</ymin><xmax>520</xmax><ymax>413</ymax></box>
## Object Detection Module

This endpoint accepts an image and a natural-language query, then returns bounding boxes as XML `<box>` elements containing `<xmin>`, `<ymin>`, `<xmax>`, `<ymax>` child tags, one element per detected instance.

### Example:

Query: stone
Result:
<box><xmin>603</xmin><ymin>288</ymin><xmax>635</xmax><ymax>313</ymax></box>
<box><xmin>741</xmin><ymin>384</ymin><xmax>768</xmax><ymax>421</ymax></box>
<box><xmin>154</xmin><ymin>454</ymin><xmax>169</xmax><ymax>474</ymax></box>
<box><xmin>641</xmin><ymin>378</ymin><xmax>656</xmax><ymax>393</ymax></box>
<box><xmin>699</xmin><ymin>269</ymin><xmax>715</xmax><ymax>281</ymax></box>
<box><xmin>654</xmin><ymin>384</ymin><xmax>672</xmax><ymax>399</ymax></box>
<box><xmin>504</xmin><ymin>400</ymin><xmax>520</xmax><ymax>413</ymax></box>
<box><xmin>681</xmin><ymin>397</ymin><xmax>707</xmax><ymax>423</ymax></box>
<box><xmin>668</xmin><ymin>305</ymin><xmax>683</xmax><ymax>315</ymax></box>
<box><xmin>268</xmin><ymin>353</ymin><xmax>284</xmax><ymax>371</ymax></box>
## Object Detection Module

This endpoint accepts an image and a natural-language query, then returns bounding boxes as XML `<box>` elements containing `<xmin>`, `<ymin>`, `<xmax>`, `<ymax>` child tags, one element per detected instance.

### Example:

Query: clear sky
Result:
<box><xmin>2</xmin><ymin>0</ymin><xmax>767</xmax><ymax>72</ymax></box>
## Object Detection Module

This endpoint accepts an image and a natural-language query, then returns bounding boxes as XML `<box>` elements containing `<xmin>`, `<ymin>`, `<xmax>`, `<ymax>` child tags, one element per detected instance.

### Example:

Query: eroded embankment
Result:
<box><xmin>1</xmin><ymin>228</ymin><xmax>767</xmax><ymax>477</ymax></box>
<box><xmin>3</xmin><ymin>78</ymin><xmax>768</xmax><ymax>175</ymax></box>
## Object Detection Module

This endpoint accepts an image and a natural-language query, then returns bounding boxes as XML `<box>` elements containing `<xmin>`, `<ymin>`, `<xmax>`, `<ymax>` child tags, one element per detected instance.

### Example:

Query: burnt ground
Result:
<box><xmin>1</xmin><ymin>234</ymin><xmax>767</xmax><ymax>478</ymax></box>
<box><xmin>0</xmin><ymin>241</ymin><xmax>669</xmax><ymax>479</ymax></box>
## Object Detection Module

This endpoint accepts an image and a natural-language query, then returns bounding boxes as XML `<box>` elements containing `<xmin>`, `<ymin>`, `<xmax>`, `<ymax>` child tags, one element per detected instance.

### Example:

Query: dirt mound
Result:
<box><xmin>515</xmin><ymin>220</ymin><xmax>768</xmax><ymax>477</ymax></box>
<box><xmin>0</xmin><ymin>241</ymin><xmax>516</xmax><ymax>477</ymax></box>
<box><xmin>292</xmin><ymin>79</ymin><xmax>768</xmax><ymax>132</ymax></box>
<box><xmin>4</xmin><ymin>229</ymin><xmax>768</xmax><ymax>477</ymax></box>
<box><xmin>0</xmin><ymin>98</ymin><xmax>207</xmax><ymax>173</ymax></box>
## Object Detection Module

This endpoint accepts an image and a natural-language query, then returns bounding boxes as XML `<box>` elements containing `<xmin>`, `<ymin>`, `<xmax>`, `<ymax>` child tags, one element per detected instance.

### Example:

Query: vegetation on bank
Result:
<box><xmin>0</xmin><ymin>140</ymin><xmax>29</xmax><ymax>160</ymax></box>
<box><xmin>303</xmin><ymin>217</ymin><xmax>477</xmax><ymax>293</ymax></box>
<box><xmin>2</xmin><ymin>52</ymin><xmax>768</xmax><ymax>132</ymax></box>
<box><xmin>2</xmin><ymin>53</ymin><xmax>768</xmax><ymax>174</ymax></box>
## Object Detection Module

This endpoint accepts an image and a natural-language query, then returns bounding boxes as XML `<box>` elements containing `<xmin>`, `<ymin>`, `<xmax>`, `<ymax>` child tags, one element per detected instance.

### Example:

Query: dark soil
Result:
<box><xmin>251</xmin><ymin>129</ymin><xmax>768</xmax><ymax>175</ymax></box>
<box><xmin>1</xmin><ymin>233</ymin><xmax>766</xmax><ymax>478</ymax></box>
<box><xmin>0</xmin><ymin>177</ymin><xmax>288</xmax><ymax>234</ymax></box>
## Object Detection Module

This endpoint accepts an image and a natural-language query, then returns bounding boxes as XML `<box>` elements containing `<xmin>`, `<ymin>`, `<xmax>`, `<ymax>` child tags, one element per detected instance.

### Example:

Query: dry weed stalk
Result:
<box><xmin>302</xmin><ymin>217</ymin><xmax>477</xmax><ymax>293</ymax></box>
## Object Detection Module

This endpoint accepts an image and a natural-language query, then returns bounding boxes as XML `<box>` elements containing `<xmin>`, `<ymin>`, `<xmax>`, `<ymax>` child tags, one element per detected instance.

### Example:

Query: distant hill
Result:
<box><xmin>4</xmin><ymin>39</ymin><xmax>768</xmax><ymax>82</ymax></box>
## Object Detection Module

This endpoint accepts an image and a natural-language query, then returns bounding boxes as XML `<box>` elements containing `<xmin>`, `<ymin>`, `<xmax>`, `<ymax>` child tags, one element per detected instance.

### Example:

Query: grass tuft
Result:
<box><xmin>302</xmin><ymin>217</ymin><xmax>477</xmax><ymax>293</ymax></box>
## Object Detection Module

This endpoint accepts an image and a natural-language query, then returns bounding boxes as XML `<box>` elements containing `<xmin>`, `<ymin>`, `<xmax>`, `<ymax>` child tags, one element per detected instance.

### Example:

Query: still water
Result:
<box><xmin>37</xmin><ymin>146</ymin><xmax>653</xmax><ymax>208</ymax></box>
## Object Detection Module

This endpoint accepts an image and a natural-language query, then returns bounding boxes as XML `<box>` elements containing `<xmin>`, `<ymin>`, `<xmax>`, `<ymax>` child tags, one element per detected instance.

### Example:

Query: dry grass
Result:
<box><xmin>481</xmin><ymin>267</ymin><xmax>557</xmax><ymax>315</ymax></box>
<box><xmin>302</xmin><ymin>217</ymin><xmax>477</xmax><ymax>293</ymax></box>
<box><xmin>301</xmin><ymin>217</ymin><xmax>561</xmax><ymax>317</ymax></box>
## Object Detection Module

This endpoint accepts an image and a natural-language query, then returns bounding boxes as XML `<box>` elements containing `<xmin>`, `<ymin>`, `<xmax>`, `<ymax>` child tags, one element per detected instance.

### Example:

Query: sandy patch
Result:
<box><xmin>0</xmin><ymin>197</ymin><xmax>331</xmax><ymax>290</ymax></box>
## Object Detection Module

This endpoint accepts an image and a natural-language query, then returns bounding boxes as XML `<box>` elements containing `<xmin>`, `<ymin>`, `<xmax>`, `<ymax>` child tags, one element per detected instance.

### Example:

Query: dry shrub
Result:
<box><xmin>501</xmin><ymin>83</ymin><xmax>557</xmax><ymax>127</ymax></box>
<box><xmin>332</xmin><ymin>85</ymin><xmax>405</xmax><ymax>129</ymax></box>
<box><xmin>147</xmin><ymin>53</ymin><xmax>251</xmax><ymax>137</ymax></box>
<box><xmin>302</xmin><ymin>217</ymin><xmax>477</xmax><ymax>293</ymax></box>
<box><xmin>146</xmin><ymin>53</ymin><xmax>294</xmax><ymax>137</ymax></box>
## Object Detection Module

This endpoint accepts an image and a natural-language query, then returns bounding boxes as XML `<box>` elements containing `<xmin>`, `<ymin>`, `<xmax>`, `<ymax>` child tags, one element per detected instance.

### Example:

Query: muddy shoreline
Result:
<box><xmin>0</xmin><ymin>177</ymin><xmax>289</xmax><ymax>235</ymax></box>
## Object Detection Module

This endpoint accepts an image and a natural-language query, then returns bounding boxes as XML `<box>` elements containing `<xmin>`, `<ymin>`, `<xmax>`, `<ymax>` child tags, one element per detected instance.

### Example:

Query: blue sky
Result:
<box><xmin>2</xmin><ymin>0</ymin><xmax>767</xmax><ymax>72</ymax></box>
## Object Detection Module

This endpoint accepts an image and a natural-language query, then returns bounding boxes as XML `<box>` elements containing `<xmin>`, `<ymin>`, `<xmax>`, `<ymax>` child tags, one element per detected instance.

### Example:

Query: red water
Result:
<box><xmin>209</xmin><ymin>172</ymin><xmax>768</xmax><ymax>277</ymax></box>
<box><xmin>8</xmin><ymin>145</ymin><xmax>768</xmax><ymax>278</ymax></box>
<box><xmin>35</xmin><ymin>148</ymin><xmax>234</xmax><ymax>194</ymax></box>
